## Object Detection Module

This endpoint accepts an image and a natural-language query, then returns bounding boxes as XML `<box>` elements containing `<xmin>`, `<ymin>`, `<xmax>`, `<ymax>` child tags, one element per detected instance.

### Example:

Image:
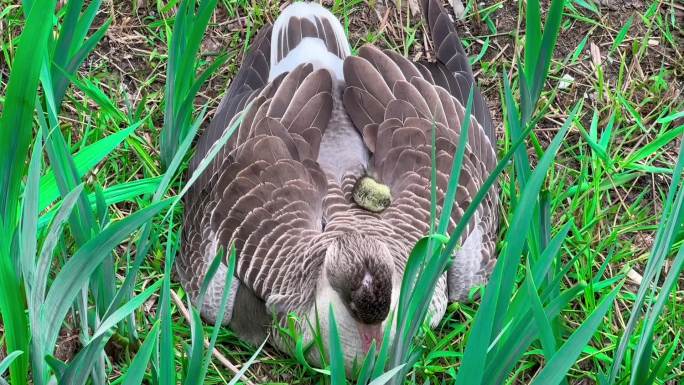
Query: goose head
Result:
<box><xmin>314</xmin><ymin>232</ymin><xmax>399</xmax><ymax>365</ymax></box>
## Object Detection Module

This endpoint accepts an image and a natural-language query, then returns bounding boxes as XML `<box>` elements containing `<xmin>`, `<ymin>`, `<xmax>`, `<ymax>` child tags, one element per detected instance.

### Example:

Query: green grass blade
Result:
<box><xmin>503</xmin><ymin>71</ymin><xmax>531</xmax><ymax>188</ymax></box>
<box><xmin>38</xmin><ymin>122</ymin><xmax>140</xmax><ymax>211</ymax></box>
<box><xmin>1</xmin><ymin>30</ymin><xmax>49</xmax><ymax>380</ymax></box>
<box><xmin>486</xmin><ymin>284</ymin><xmax>587</xmax><ymax>383</ymax></box>
<box><xmin>437</xmin><ymin>87</ymin><xmax>473</xmax><ymax>234</ymax></box>
<box><xmin>21</xmin><ymin>136</ymin><xmax>43</xmax><ymax>293</ymax></box>
<box><xmin>524</xmin><ymin>264</ymin><xmax>556</xmax><ymax>358</ymax></box>
<box><xmin>329</xmin><ymin>305</ymin><xmax>347</xmax><ymax>385</ymax></box>
<box><xmin>390</xmin><ymin>91</ymin><xmax>475</xmax><ymax>378</ymax></box>
<box><xmin>529</xmin><ymin>284</ymin><xmax>622</xmax><ymax>385</ymax></box>
<box><xmin>371</xmin><ymin>312</ymin><xmax>394</xmax><ymax>380</ymax></box>
<box><xmin>44</xmin><ymin>355</ymin><xmax>67</xmax><ymax>379</ymax></box>
<box><xmin>226</xmin><ymin>338</ymin><xmax>267</xmax><ymax>385</ymax></box>
<box><xmin>71</xmin><ymin>0</ymin><xmax>103</xmax><ymax>57</ymax></box>
<box><xmin>0</xmin><ymin>0</ymin><xmax>56</xmax><ymax>230</ymax></box>
<box><xmin>31</xmin><ymin>182</ymin><xmax>83</xmax><ymax>384</ymax></box>
<box><xmin>395</xmin><ymin>237</ymin><xmax>430</xmax><ymax>338</ymax></box>
<box><xmin>176</xmin><ymin>54</ymin><xmax>227</xmax><ymax>126</ymax></box>
<box><xmin>40</xmin><ymin>199</ymin><xmax>170</xmax><ymax>354</ymax></box>
<box><xmin>59</xmin><ymin>71</ymin><xmax>127</xmax><ymax>123</ymax></box>
<box><xmin>153</xmin><ymin>111</ymin><xmax>203</xmax><ymax>201</ymax></box>
<box><xmin>121</xmin><ymin>321</ymin><xmax>161</xmax><ymax>385</ymax></box>
<box><xmin>0</xmin><ymin>239</ymin><xmax>29</xmax><ymax>385</ymax></box>
<box><xmin>656</xmin><ymin>111</ymin><xmax>684</xmax><ymax>125</ymax></box>
<box><xmin>57</xmin><ymin>333</ymin><xmax>109</xmax><ymax>385</ymax></box>
<box><xmin>492</xmin><ymin>103</ymin><xmax>579</xmax><ymax>333</ymax></box>
<box><xmin>504</xmin><ymin>69</ymin><xmax>542</xmax><ymax>256</ymax></box>
<box><xmin>197</xmin><ymin>247</ymin><xmax>225</xmax><ymax>310</ymax></box>
<box><xmin>37</xmin><ymin>100</ymin><xmax>95</xmax><ymax>244</ymax></box>
<box><xmin>55</xmin><ymin>18</ymin><xmax>111</xmax><ymax>106</ymax></box>
<box><xmin>356</xmin><ymin>342</ymin><xmax>377</xmax><ymax>384</ymax></box>
<box><xmin>159</xmin><ymin>217</ymin><xmax>178</xmax><ymax>385</ymax></box>
<box><xmin>631</xmin><ymin>216</ymin><xmax>684</xmax><ymax>384</ymax></box>
<box><xmin>94</xmin><ymin>280</ymin><xmax>162</xmax><ymax>341</ymax></box>
<box><xmin>328</xmin><ymin>305</ymin><xmax>347</xmax><ymax>385</ymax></box>
<box><xmin>367</xmin><ymin>364</ymin><xmax>405</xmax><ymax>385</ymax></box>
<box><xmin>609</xmin><ymin>138</ymin><xmax>684</xmax><ymax>382</ymax></box>
<box><xmin>161</xmin><ymin>0</ymin><xmax>219</xmax><ymax>166</ymax></box>
<box><xmin>532</xmin><ymin>220</ymin><xmax>573</xmax><ymax>284</ymax></box>
<box><xmin>524</xmin><ymin>0</ymin><xmax>542</xmax><ymax>84</ymax></box>
<box><xmin>622</xmin><ymin>124</ymin><xmax>684</xmax><ymax>167</ymax></box>
<box><xmin>166</xmin><ymin>110</ymin><xmax>242</xmax><ymax>216</ymax></box>
<box><xmin>52</xmin><ymin>0</ymin><xmax>85</xmax><ymax>79</ymax></box>
<box><xmin>455</xmin><ymin>103</ymin><xmax>578</xmax><ymax>385</ymax></box>
<box><xmin>38</xmin><ymin>178</ymin><xmax>159</xmax><ymax>229</ymax></box>
<box><xmin>610</xmin><ymin>16</ymin><xmax>633</xmax><ymax>53</ymax></box>
<box><xmin>200</xmin><ymin>246</ymin><xmax>237</xmax><ymax>381</ymax></box>
<box><xmin>506</xmin><ymin>220</ymin><xmax>573</xmax><ymax>329</ymax></box>
<box><xmin>644</xmin><ymin>333</ymin><xmax>681</xmax><ymax>384</ymax></box>
<box><xmin>182</xmin><ymin>302</ymin><xmax>205</xmax><ymax>385</ymax></box>
<box><xmin>529</xmin><ymin>0</ymin><xmax>565</xmax><ymax>103</ymax></box>
<box><xmin>0</xmin><ymin>351</ymin><xmax>23</xmax><ymax>376</ymax></box>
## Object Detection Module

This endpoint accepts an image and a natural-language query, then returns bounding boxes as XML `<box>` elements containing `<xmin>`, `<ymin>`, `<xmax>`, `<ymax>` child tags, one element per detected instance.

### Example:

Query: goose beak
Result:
<box><xmin>357</xmin><ymin>322</ymin><xmax>383</xmax><ymax>353</ymax></box>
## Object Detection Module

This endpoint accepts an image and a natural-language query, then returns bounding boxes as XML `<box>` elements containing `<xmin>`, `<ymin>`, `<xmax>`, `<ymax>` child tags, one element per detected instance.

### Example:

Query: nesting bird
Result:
<box><xmin>178</xmin><ymin>0</ymin><xmax>498</xmax><ymax>369</ymax></box>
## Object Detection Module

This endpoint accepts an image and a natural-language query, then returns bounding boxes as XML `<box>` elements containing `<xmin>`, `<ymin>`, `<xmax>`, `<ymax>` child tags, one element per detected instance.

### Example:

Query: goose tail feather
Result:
<box><xmin>269</xmin><ymin>2</ymin><xmax>350</xmax><ymax>82</ymax></box>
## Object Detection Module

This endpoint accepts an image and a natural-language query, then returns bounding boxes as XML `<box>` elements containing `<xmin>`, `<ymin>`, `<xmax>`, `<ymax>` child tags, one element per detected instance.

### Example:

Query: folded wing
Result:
<box><xmin>343</xmin><ymin>38</ymin><xmax>498</xmax><ymax>301</ymax></box>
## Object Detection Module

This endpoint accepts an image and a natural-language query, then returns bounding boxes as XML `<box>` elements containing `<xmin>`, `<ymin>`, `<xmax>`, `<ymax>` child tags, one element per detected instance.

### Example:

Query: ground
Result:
<box><xmin>0</xmin><ymin>0</ymin><xmax>682</xmax><ymax>383</ymax></box>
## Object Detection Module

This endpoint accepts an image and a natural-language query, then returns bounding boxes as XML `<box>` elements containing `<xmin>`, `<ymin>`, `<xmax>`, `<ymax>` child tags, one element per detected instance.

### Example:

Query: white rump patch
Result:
<box><xmin>269</xmin><ymin>2</ymin><xmax>351</xmax><ymax>82</ymax></box>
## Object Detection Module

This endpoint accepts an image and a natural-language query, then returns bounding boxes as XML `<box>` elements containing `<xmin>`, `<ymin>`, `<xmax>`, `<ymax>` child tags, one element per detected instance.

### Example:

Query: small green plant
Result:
<box><xmin>160</xmin><ymin>0</ymin><xmax>227</xmax><ymax>167</ymax></box>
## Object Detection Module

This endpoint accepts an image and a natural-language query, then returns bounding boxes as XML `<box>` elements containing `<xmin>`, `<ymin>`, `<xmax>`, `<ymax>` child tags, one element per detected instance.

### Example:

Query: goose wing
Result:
<box><xmin>180</xmin><ymin>50</ymin><xmax>335</xmax><ymax>323</ymax></box>
<box><xmin>343</xmin><ymin>0</ymin><xmax>498</xmax><ymax>301</ymax></box>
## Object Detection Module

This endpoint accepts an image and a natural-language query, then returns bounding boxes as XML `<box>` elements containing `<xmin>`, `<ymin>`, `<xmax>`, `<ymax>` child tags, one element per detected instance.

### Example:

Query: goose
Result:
<box><xmin>178</xmin><ymin>0</ymin><xmax>498</xmax><ymax>368</ymax></box>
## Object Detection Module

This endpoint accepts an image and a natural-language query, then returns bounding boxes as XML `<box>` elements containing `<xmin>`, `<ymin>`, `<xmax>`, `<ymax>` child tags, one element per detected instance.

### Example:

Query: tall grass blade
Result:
<box><xmin>183</xmin><ymin>302</ymin><xmax>205</xmax><ymax>385</ymax></box>
<box><xmin>0</xmin><ymin>351</ymin><xmax>23</xmax><ymax>377</ymax></box>
<box><xmin>631</xmin><ymin>202</ymin><xmax>684</xmax><ymax>383</ymax></box>
<box><xmin>0</xmin><ymin>0</ymin><xmax>56</xmax><ymax>226</ymax></box>
<box><xmin>367</xmin><ymin>365</ymin><xmax>405</xmax><ymax>385</ymax></box>
<box><xmin>161</xmin><ymin>0</ymin><xmax>220</xmax><ymax>167</ymax></box>
<box><xmin>21</xmin><ymin>137</ymin><xmax>43</xmax><ymax>294</ymax></box>
<box><xmin>159</xmin><ymin>217</ymin><xmax>178</xmax><ymax>385</ymax></box>
<box><xmin>329</xmin><ymin>305</ymin><xmax>346</xmax><ymax>385</ymax></box>
<box><xmin>529</xmin><ymin>0</ymin><xmax>565</xmax><ymax>105</ymax></box>
<box><xmin>121</xmin><ymin>322</ymin><xmax>161</xmax><ymax>385</ymax></box>
<box><xmin>356</xmin><ymin>342</ymin><xmax>377</xmax><ymax>384</ymax></box>
<box><xmin>609</xmin><ymin>138</ymin><xmax>684</xmax><ymax>383</ymax></box>
<box><xmin>38</xmin><ymin>122</ymin><xmax>140</xmax><ymax>211</ymax></box>
<box><xmin>524</xmin><ymin>265</ymin><xmax>556</xmax><ymax>358</ymax></box>
<box><xmin>524</xmin><ymin>0</ymin><xmax>542</xmax><ymax>84</ymax></box>
<box><xmin>529</xmin><ymin>284</ymin><xmax>622</xmax><ymax>385</ymax></box>
<box><xmin>455</xmin><ymin>103</ymin><xmax>578</xmax><ymax>385</ymax></box>
<box><xmin>437</xmin><ymin>87</ymin><xmax>474</xmax><ymax>234</ymax></box>
<box><xmin>33</xmin><ymin>184</ymin><xmax>84</xmax><ymax>307</ymax></box>
<box><xmin>0</xmin><ymin>4</ymin><xmax>58</xmax><ymax>381</ymax></box>
<box><xmin>41</xmin><ymin>199</ymin><xmax>170</xmax><ymax>355</ymax></box>
<box><xmin>56</xmin><ymin>333</ymin><xmax>109</xmax><ymax>385</ymax></box>
<box><xmin>200</xmin><ymin>246</ymin><xmax>237</xmax><ymax>381</ymax></box>
<box><xmin>226</xmin><ymin>339</ymin><xmax>267</xmax><ymax>385</ymax></box>
<box><xmin>95</xmin><ymin>280</ymin><xmax>162</xmax><ymax>340</ymax></box>
<box><xmin>486</xmin><ymin>283</ymin><xmax>587</xmax><ymax>383</ymax></box>
<box><xmin>183</xmin><ymin>217</ymin><xmax>234</xmax><ymax>384</ymax></box>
